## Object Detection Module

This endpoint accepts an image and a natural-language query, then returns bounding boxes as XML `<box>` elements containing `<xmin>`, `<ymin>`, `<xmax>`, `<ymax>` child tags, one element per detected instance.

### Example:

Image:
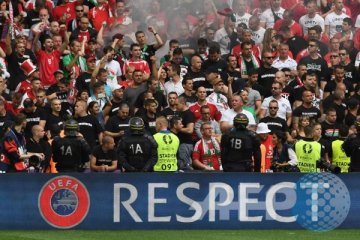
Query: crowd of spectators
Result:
<box><xmin>0</xmin><ymin>0</ymin><xmax>359</xmax><ymax>173</ymax></box>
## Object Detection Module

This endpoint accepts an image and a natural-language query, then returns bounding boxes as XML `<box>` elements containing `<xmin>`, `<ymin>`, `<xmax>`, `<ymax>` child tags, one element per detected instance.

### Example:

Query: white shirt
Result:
<box><xmin>164</xmin><ymin>79</ymin><xmax>184</xmax><ymax>96</ymax></box>
<box><xmin>261</xmin><ymin>96</ymin><xmax>292</xmax><ymax>120</ymax></box>
<box><xmin>355</xmin><ymin>14</ymin><xmax>360</xmax><ymax>29</ymax></box>
<box><xmin>271</xmin><ymin>56</ymin><xmax>298</xmax><ymax>70</ymax></box>
<box><xmin>96</xmin><ymin>60</ymin><xmax>122</xmax><ymax>91</ymax></box>
<box><xmin>251</xmin><ymin>27</ymin><xmax>266</xmax><ymax>45</ymax></box>
<box><xmin>235</xmin><ymin>12</ymin><xmax>252</xmax><ymax>28</ymax></box>
<box><xmin>206</xmin><ymin>92</ymin><xmax>229</xmax><ymax>113</ymax></box>
<box><xmin>260</xmin><ymin>8</ymin><xmax>285</xmax><ymax>29</ymax></box>
<box><xmin>214</xmin><ymin>27</ymin><xmax>231</xmax><ymax>55</ymax></box>
<box><xmin>299</xmin><ymin>14</ymin><xmax>325</xmax><ymax>35</ymax></box>
<box><xmin>220</xmin><ymin>108</ymin><xmax>256</xmax><ymax>126</ymax></box>
<box><xmin>325</xmin><ymin>12</ymin><xmax>349</xmax><ymax>38</ymax></box>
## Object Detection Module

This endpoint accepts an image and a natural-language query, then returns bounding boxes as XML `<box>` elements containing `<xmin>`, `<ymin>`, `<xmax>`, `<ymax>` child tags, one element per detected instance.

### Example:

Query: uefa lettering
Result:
<box><xmin>38</xmin><ymin>176</ymin><xmax>90</xmax><ymax>229</ymax></box>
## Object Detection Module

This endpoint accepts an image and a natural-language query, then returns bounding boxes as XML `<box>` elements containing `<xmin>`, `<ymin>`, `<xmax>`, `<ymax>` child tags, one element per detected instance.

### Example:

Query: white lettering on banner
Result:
<box><xmin>266</xmin><ymin>182</ymin><xmax>297</xmax><ymax>223</ymax></box>
<box><xmin>113</xmin><ymin>182</ymin><xmax>298</xmax><ymax>223</ymax></box>
<box><xmin>113</xmin><ymin>183</ymin><xmax>142</xmax><ymax>222</ymax></box>
<box><xmin>148</xmin><ymin>183</ymin><xmax>171</xmax><ymax>222</ymax></box>
<box><xmin>239</xmin><ymin>183</ymin><xmax>262</xmax><ymax>222</ymax></box>
<box><xmin>176</xmin><ymin>182</ymin><xmax>203</xmax><ymax>223</ymax></box>
<box><xmin>209</xmin><ymin>183</ymin><xmax>234</xmax><ymax>222</ymax></box>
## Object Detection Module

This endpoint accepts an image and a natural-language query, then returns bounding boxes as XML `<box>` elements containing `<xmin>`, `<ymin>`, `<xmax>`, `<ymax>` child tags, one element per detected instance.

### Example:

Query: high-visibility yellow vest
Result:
<box><xmin>295</xmin><ymin>140</ymin><xmax>321</xmax><ymax>173</ymax></box>
<box><xmin>153</xmin><ymin>131</ymin><xmax>179</xmax><ymax>172</ymax></box>
<box><xmin>332</xmin><ymin>139</ymin><xmax>350</xmax><ymax>173</ymax></box>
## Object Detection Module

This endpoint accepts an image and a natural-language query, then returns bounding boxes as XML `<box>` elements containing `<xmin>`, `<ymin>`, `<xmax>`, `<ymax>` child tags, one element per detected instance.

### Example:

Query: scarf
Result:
<box><xmin>239</xmin><ymin>54</ymin><xmax>260</xmax><ymax>76</ymax></box>
<box><xmin>202</xmin><ymin>136</ymin><xmax>221</xmax><ymax>157</ymax></box>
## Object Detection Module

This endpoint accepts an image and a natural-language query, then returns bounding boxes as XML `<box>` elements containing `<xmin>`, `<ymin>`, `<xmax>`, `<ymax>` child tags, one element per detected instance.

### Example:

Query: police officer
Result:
<box><xmin>295</xmin><ymin>125</ymin><xmax>324</xmax><ymax>173</ymax></box>
<box><xmin>343</xmin><ymin>118</ymin><xmax>360</xmax><ymax>172</ymax></box>
<box><xmin>221</xmin><ymin>113</ymin><xmax>261</xmax><ymax>172</ymax></box>
<box><xmin>117</xmin><ymin>117</ymin><xmax>158</xmax><ymax>172</ymax></box>
<box><xmin>51</xmin><ymin>119</ymin><xmax>91</xmax><ymax>172</ymax></box>
<box><xmin>153</xmin><ymin>116</ymin><xmax>180</xmax><ymax>172</ymax></box>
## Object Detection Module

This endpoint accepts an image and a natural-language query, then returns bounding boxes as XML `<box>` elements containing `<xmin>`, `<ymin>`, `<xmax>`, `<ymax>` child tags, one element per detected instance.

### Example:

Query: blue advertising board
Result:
<box><xmin>0</xmin><ymin>172</ymin><xmax>359</xmax><ymax>230</ymax></box>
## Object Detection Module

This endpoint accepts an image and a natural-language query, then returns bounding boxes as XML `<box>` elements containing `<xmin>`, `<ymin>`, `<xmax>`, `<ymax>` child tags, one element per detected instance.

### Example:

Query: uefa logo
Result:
<box><xmin>38</xmin><ymin>176</ymin><xmax>90</xmax><ymax>229</ymax></box>
<box><xmin>293</xmin><ymin>173</ymin><xmax>351</xmax><ymax>232</ymax></box>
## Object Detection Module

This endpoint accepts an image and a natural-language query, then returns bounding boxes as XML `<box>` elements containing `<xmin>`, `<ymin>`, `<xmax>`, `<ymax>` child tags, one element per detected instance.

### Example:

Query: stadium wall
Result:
<box><xmin>0</xmin><ymin>173</ymin><xmax>359</xmax><ymax>230</ymax></box>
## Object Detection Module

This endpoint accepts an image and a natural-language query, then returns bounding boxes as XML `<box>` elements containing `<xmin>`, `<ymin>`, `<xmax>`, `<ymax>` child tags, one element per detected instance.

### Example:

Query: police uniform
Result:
<box><xmin>117</xmin><ymin>134</ymin><xmax>158</xmax><ymax>172</ymax></box>
<box><xmin>51</xmin><ymin>120</ymin><xmax>91</xmax><ymax>172</ymax></box>
<box><xmin>343</xmin><ymin>134</ymin><xmax>360</xmax><ymax>172</ymax></box>
<box><xmin>295</xmin><ymin>138</ymin><xmax>322</xmax><ymax>173</ymax></box>
<box><xmin>221</xmin><ymin>113</ymin><xmax>261</xmax><ymax>172</ymax></box>
<box><xmin>117</xmin><ymin>117</ymin><xmax>158</xmax><ymax>172</ymax></box>
<box><xmin>153</xmin><ymin>130</ymin><xmax>180</xmax><ymax>172</ymax></box>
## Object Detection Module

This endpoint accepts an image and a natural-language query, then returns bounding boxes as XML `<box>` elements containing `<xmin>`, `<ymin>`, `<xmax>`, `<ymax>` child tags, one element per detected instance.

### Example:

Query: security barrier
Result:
<box><xmin>0</xmin><ymin>172</ymin><xmax>359</xmax><ymax>230</ymax></box>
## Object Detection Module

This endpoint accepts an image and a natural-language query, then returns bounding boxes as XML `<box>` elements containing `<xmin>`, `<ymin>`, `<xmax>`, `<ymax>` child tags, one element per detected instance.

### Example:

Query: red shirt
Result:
<box><xmin>52</xmin><ymin>2</ymin><xmax>77</xmax><ymax>24</ymax></box>
<box><xmin>273</xmin><ymin>20</ymin><xmax>303</xmax><ymax>37</ymax></box>
<box><xmin>189</xmin><ymin>102</ymin><xmax>222</xmax><ymax>122</ymax></box>
<box><xmin>261</xmin><ymin>135</ymin><xmax>274</xmax><ymax>171</ymax></box>
<box><xmin>89</xmin><ymin>4</ymin><xmax>111</xmax><ymax>32</ymax></box>
<box><xmin>37</xmin><ymin>49</ymin><xmax>61</xmax><ymax>87</ymax></box>
<box><xmin>231</xmin><ymin>44</ymin><xmax>260</xmax><ymax>60</ymax></box>
<box><xmin>123</xmin><ymin>58</ymin><xmax>150</xmax><ymax>76</ymax></box>
<box><xmin>193</xmin><ymin>139</ymin><xmax>221</xmax><ymax>171</ymax></box>
<box><xmin>4</xmin><ymin>102</ymin><xmax>23</xmax><ymax>115</ymax></box>
<box><xmin>15</xmin><ymin>80</ymin><xmax>31</xmax><ymax>94</ymax></box>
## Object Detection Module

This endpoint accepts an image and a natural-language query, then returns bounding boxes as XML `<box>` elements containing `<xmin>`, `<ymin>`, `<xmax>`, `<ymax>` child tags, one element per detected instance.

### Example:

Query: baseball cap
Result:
<box><xmin>112</xmin><ymin>84</ymin><xmax>125</xmax><ymax>91</ymax></box>
<box><xmin>87</xmin><ymin>56</ymin><xmax>96</xmax><ymax>62</ymax></box>
<box><xmin>256</xmin><ymin>123</ymin><xmax>271</xmax><ymax>134</ymax></box>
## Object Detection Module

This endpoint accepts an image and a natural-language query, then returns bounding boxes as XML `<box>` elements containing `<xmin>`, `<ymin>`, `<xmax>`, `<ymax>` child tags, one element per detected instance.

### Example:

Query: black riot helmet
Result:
<box><xmin>129</xmin><ymin>117</ymin><xmax>145</xmax><ymax>135</ymax></box>
<box><xmin>64</xmin><ymin>119</ymin><xmax>79</xmax><ymax>137</ymax></box>
<box><xmin>233</xmin><ymin>113</ymin><xmax>249</xmax><ymax>130</ymax></box>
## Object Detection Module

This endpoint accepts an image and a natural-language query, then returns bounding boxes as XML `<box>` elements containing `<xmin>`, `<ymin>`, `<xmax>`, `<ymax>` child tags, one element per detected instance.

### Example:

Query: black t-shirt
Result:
<box><xmin>281</xmin><ymin>85</ymin><xmax>295</xmax><ymax>106</ymax></box>
<box><xmin>324</xmin><ymin>79</ymin><xmax>354</xmax><ymax>98</ymax></box>
<box><xmin>46</xmin><ymin>85</ymin><xmax>74</xmax><ymax>116</ymax></box>
<box><xmin>105</xmin><ymin>115</ymin><xmax>129</xmax><ymax>143</ymax></box>
<box><xmin>203</xmin><ymin>59</ymin><xmax>227</xmax><ymax>73</ymax></box>
<box><xmin>45</xmin><ymin>113</ymin><xmax>65</xmax><ymax>131</ymax></box>
<box><xmin>21</xmin><ymin>108</ymin><xmax>47</xmax><ymax>139</ymax></box>
<box><xmin>292</xmin><ymin>105</ymin><xmax>321</xmax><ymax>123</ymax></box>
<box><xmin>75</xmin><ymin>72</ymin><xmax>92</xmax><ymax>94</ymax></box>
<box><xmin>177</xmin><ymin>109</ymin><xmax>195</xmax><ymax>144</ymax></box>
<box><xmin>136</xmin><ymin>112</ymin><xmax>157</xmax><ymax>135</ymax></box>
<box><xmin>321</xmin><ymin>121</ymin><xmax>341</xmax><ymax>142</ymax></box>
<box><xmin>76</xmin><ymin>114</ymin><xmax>104</xmax><ymax>148</ymax></box>
<box><xmin>91</xmin><ymin>145</ymin><xmax>117</xmax><ymax>166</ymax></box>
<box><xmin>185</xmin><ymin>68</ymin><xmax>211</xmax><ymax>95</ymax></box>
<box><xmin>298</xmin><ymin>56</ymin><xmax>329</xmax><ymax>83</ymax></box>
<box><xmin>222</xmin><ymin>70</ymin><xmax>245</xmax><ymax>93</ymax></box>
<box><xmin>259</xmin><ymin>116</ymin><xmax>288</xmax><ymax>133</ymax></box>
<box><xmin>286</xmin><ymin>36</ymin><xmax>307</xmax><ymax>58</ymax></box>
<box><xmin>6</xmin><ymin>50</ymin><xmax>37</xmax><ymax>91</ymax></box>
<box><xmin>161</xmin><ymin>107</ymin><xmax>179</xmax><ymax>121</ymax></box>
<box><xmin>179</xmin><ymin>92</ymin><xmax>198</xmax><ymax>106</ymax></box>
<box><xmin>293</xmin><ymin>87</ymin><xmax>321</xmax><ymax>109</ymax></box>
<box><xmin>135</xmin><ymin>90</ymin><xmax>167</xmax><ymax>112</ymax></box>
<box><xmin>257</xmin><ymin>66</ymin><xmax>277</xmax><ymax>97</ymax></box>
<box><xmin>109</xmin><ymin>100</ymin><xmax>124</xmax><ymax>118</ymax></box>
<box><xmin>140</xmin><ymin>44</ymin><xmax>157</xmax><ymax>71</ymax></box>
<box><xmin>344</xmin><ymin>63</ymin><xmax>359</xmax><ymax>86</ymax></box>
<box><xmin>345</xmin><ymin>112</ymin><xmax>357</xmax><ymax>127</ymax></box>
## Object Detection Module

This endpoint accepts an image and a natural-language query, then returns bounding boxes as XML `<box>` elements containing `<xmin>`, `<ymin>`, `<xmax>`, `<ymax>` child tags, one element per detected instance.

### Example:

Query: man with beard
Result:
<box><xmin>69</xmin><ymin>16</ymin><xmax>97</xmax><ymax>44</ymax></box>
<box><xmin>257</xmin><ymin>51</ymin><xmax>277</xmax><ymax>97</ymax></box>
<box><xmin>293</xmin><ymin>73</ymin><xmax>321</xmax><ymax>109</ymax></box>
<box><xmin>5</xmin><ymin>41</ymin><xmax>37</xmax><ymax>91</ymax></box>
<box><xmin>33</xmin><ymin>32</ymin><xmax>68</xmax><ymax>88</ymax></box>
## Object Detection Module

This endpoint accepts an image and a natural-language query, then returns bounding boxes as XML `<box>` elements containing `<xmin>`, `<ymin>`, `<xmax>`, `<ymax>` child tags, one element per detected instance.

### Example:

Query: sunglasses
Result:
<box><xmin>269</xmin><ymin>107</ymin><xmax>278</xmax><ymax>109</ymax></box>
